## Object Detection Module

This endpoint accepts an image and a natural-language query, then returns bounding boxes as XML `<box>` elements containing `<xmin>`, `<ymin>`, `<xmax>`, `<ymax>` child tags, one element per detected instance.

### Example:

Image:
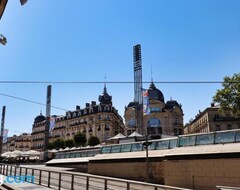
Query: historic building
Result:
<box><xmin>184</xmin><ymin>103</ymin><xmax>240</xmax><ymax>134</ymax></box>
<box><xmin>31</xmin><ymin>85</ymin><xmax>125</xmax><ymax>151</ymax></box>
<box><xmin>2</xmin><ymin>133</ymin><xmax>32</xmax><ymax>153</ymax></box>
<box><xmin>124</xmin><ymin>82</ymin><xmax>184</xmax><ymax>137</ymax></box>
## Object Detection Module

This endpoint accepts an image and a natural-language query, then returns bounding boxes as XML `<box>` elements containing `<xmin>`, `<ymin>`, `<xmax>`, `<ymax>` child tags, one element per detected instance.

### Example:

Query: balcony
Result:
<box><xmin>213</xmin><ymin>117</ymin><xmax>240</xmax><ymax>122</ymax></box>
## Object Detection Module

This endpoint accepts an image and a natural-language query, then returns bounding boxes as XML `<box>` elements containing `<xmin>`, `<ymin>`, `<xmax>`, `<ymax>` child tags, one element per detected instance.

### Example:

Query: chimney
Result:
<box><xmin>91</xmin><ymin>101</ymin><xmax>96</xmax><ymax>106</ymax></box>
<box><xmin>76</xmin><ymin>105</ymin><xmax>80</xmax><ymax>110</ymax></box>
<box><xmin>86</xmin><ymin>103</ymin><xmax>90</xmax><ymax>108</ymax></box>
<box><xmin>211</xmin><ymin>103</ymin><xmax>215</xmax><ymax>107</ymax></box>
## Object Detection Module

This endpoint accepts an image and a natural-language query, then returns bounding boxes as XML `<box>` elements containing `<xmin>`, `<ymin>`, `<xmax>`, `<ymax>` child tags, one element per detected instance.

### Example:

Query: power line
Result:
<box><xmin>0</xmin><ymin>92</ymin><xmax>68</xmax><ymax>111</ymax></box>
<box><xmin>0</xmin><ymin>80</ymin><xmax>233</xmax><ymax>84</ymax></box>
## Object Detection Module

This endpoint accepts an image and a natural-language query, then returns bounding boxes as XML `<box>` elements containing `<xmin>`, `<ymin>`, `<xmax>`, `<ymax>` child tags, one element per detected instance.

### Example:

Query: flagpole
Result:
<box><xmin>142</xmin><ymin>88</ymin><xmax>151</xmax><ymax>183</ymax></box>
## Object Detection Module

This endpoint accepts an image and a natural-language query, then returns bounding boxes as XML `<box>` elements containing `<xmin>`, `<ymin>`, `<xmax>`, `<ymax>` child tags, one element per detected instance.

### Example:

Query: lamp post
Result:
<box><xmin>143</xmin><ymin>129</ymin><xmax>152</xmax><ymax>183</ymax></box>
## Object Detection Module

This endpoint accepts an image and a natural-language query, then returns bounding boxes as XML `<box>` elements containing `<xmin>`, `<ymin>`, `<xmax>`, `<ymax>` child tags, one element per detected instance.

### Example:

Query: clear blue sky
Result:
<box><xmin>0</xmin><ymin>0</ymin><xmax>240</xmax><ymax>136</ymax></box>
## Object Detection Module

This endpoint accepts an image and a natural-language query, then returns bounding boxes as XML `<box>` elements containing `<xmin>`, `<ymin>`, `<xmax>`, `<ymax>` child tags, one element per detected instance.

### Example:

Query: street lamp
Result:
<box><xmin>0</xmin><ymin>34</ymin><xmax>7</xmax><ymax>45</ymax></box>
<box><xmin>143</xmin><ymin>134</ymin><xmax>152</xmax><ymax>183</ymax></box>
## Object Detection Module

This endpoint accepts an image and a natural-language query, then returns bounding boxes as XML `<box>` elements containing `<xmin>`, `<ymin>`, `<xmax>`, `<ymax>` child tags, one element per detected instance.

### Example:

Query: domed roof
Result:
<box><xmin>148</xmin><ymin>82</ymin><xmax>164</xmax><ymax>103</ymax></box>
<box><xmin>127</xmin><ymin>101</ymin><xmax>138</xmax><ymax>108</ymax></box>
<box><xmin>34</xmin><ymin>113</ymin><xmax>46</xmax><ymax>123</ymax></box>
<box><xmin>166</xmin><ymin>100</ymin><xmax>179</xmax><ymax>108</ymax></box>
<box><xmin>166</xmin><ymin>100</ymin><xmax>180</xmax><ymax>109</ymax></box>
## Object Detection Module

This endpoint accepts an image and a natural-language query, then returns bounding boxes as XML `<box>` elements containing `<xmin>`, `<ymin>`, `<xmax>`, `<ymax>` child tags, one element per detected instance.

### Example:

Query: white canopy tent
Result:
<box><xmin>108</xmin><ymin>133</ymin><xmax>126</xmax><ymax>140</ymax></box>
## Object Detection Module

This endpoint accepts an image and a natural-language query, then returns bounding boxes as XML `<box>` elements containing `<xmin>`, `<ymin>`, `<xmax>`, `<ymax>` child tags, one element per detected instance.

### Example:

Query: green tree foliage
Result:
<box><xmin>53</xmin><ymin>138</ymin><xmax>65</xmax><ymax>149</ymax></box>
<box><xmin>47</xmin><ymin>142</ymin><xmax>54</xmax><ymax>150</ymax></box>
<box><xmin>88</xmin><ymin>136</ymin><xmax>100</xmax><ymax>146</ymax></box>
<box><xmin>74</xmin><ymin>132</ymin><xmax>87</xmax><ymax>147</ymax></box>
<box><xmin>213</xmin><ymin>73</ymin><xmax>240</xmax><ymax>116</ymax></box>
<box><xmin>65</xmin><ymin>139</ymin><xmax>75</xmax><ymax>148</ymax></box>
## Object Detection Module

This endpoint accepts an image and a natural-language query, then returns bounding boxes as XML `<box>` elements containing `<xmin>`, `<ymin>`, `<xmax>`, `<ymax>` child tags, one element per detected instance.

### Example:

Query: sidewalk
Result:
<box><xmin>1</xmin><ymin>176</ymin><xmax>52</xmax><ymax>190</ymax></box>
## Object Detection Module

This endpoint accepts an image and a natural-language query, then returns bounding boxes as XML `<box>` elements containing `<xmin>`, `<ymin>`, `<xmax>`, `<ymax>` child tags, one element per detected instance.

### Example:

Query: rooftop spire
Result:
<box><xmin>150</xmin><ymin>64</ymin><xmax>153</xmax><ymax>83</ymax></box>
<box><xmin>103</xmin><ymin>76</ymin><xmax>107</xmax><ymax>94</ymax></box>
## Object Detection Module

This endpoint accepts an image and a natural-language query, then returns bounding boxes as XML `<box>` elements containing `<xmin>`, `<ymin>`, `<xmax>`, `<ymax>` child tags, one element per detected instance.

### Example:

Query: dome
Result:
<box><xmin>34</xmin><ymin>113</ymin><xmax>46</xmax><ymax>123</ymax></box>
<box><xmin>148</xmin><ymin>82</ymin><xmax>165</xmax><ymax>103</ymax></box>
<box><xmin>127</xmin><ymin>101</ymin><xmax>138</xmax><ymax>108</ymax></box>
<box><xmin>165</xmin><ymin>99</ymin><xmax>181</xmax><ymax>109</ymax></box>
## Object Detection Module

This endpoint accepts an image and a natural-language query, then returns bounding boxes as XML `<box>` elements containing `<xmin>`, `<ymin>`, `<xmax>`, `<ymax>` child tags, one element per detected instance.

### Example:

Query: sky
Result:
<box><xmin>0</xmin><ymin>0</ymin><xmax>240</xmax><ymax>136</ymax></box>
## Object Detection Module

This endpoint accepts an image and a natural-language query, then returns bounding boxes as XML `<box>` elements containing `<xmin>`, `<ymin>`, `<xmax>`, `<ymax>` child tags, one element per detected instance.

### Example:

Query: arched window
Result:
<box><xmin>128</xmin><ymin>118</ymin><xmax>135</xmax><ymax>127</ymax></box>
<box><xmin>148</xmin><ymin>118</ymin><xmax>161</xmax><ymax>128</ymax></box>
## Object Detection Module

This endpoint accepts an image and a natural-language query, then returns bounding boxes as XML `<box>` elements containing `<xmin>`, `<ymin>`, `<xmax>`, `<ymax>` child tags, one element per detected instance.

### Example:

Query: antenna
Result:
<box><xmin>150</xmin><ymin>64</ymin><xmax>153</xmax><ymax>83</ymax></box>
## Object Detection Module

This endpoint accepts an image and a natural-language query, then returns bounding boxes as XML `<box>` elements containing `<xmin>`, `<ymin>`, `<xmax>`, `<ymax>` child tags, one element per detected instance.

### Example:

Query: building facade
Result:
<box><xmin>185</xmin><ymin>103</ymin><xmax>240</xmax><ymax>134</ymax></box>
<box><xmin>2</xmin><ymin>133</ymin><xmax>32</xmax><ymax>153</ymax></box>
<box><xmin>32</xmin><ymin>85</ymin><xmax>125</xmax><ymax>151</ymax></box>
<box><xmin>125</xmin><ymin>82</ymin><xmax>184</xmax><ymax>137</ymax></box>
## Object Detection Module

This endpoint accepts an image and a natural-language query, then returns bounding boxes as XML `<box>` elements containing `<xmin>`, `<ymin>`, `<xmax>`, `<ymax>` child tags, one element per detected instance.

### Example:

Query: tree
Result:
<box><xmin>47</xmin><ymin>142</ymin><xmax>54</xmax><ymax>150</ymax></box>
<box><xmin>88</xmin><ymin>136</ymin><xmax>100</xmax><ymax>146</ymax></box>
<box><xmin>74</xmin><ymin>132</ymin><xmax>86</xmax><ymax>147</ymax></box>
<box><xmin>213</xmin><ymin>73</ymin><xmax>240</xmax><ymax>116</ymax></box>
<box><xmin>65</xmin><ymin>139</ymin><xmax>75</xmax><ymax>148</ymax></box>
<box><xmin>53</xmin><ymin>138</ymin><xmax>65</xmax><ymax>149</ymax></box>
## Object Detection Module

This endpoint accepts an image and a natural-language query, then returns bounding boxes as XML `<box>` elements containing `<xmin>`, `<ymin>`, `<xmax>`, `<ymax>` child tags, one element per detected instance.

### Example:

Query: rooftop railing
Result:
<box><xmin>101</xmin><ymin>129</ymin><xmax>240</xmax><ymax>154</ymax></box>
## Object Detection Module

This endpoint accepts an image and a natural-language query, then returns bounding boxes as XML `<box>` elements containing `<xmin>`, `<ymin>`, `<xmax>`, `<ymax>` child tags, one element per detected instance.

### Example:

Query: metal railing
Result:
<box><xmin>0</xmin><ymin>163</ymin><xmax>191</xmax><ymax>190</ymax></box>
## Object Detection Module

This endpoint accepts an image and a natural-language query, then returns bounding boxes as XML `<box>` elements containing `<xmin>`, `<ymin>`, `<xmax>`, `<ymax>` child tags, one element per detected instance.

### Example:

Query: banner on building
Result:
<box><xmin>142</xmin><ymin>89</ymin><xmax>150</xmax><ymax>115</ymax></box>
<box><xmin>3</xmin><ymin>129</ymin><xmax>8</xmax><ymax>143</ymax></box>
<box><xmin>49</xmin><ymin>116</ymin><xmax>55</xmax><ymax>132</ymax></box>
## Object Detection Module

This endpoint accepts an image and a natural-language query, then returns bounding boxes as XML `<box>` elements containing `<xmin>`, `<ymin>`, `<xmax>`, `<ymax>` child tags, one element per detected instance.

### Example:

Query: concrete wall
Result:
<box><xmin>164</xmin><ymin>158</ymin><xmax>240</xmax><ymax>190</ymax></box>
<box><xmin>88</xmin><ymin>160</ymin><xmax>165</xmax><ymax>184</ymax></box>
<box><xmin>88</xmin><ymin>158</ymin><xmax>240</xmax><ymax>190</ymax></box>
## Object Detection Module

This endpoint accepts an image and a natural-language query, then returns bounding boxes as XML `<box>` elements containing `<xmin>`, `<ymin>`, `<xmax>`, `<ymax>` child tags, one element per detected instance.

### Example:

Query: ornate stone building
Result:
<box><xmin>2</xmin><ymin>133</ymin><xmax>32</xmax><ymax>153</ymax></box>
<box><xmin>184</xmin><ymin>103</ymin><xmax>240</xmax><ymax>134</ymax></box>
<box><xmin>31</xmin><ymin>85</ymin><xmax>125</xmax><ymax>151</ymax></box>
<box><xmin>31</xmin><ymin>113</ymin><xmax>46</xmax><ymax>151</ymax></box>
<box><xmin>125</xmin><ymin>82</ymin><xmax>184</xmax><ymax>138</ymax></box>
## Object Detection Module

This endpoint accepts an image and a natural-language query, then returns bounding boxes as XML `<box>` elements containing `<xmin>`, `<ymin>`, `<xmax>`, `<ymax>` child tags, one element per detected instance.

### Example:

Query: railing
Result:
<box><xmin>0</xmin><ymin>163</ymin><xmax>191</xmax><ymax>190</ymax></box>
<box><xmin>101</xmin><ymin>129</ymin><xmax>240</xmax><ymax>154</ymax></box>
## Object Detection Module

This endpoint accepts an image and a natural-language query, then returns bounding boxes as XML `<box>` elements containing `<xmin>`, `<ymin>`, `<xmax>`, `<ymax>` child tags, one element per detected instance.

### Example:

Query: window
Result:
<box><xmin>106</xmin><ymin>115</ymin><xmax>110</xmax><ymax>120</ymax></box>
<box><xmin>216</xmin><ymin>125</ymin><xmax>220</xmax><ymax>131</ymax></box>
<box><xmin>196</xmin><ymin>134</ymin><xmax>214</xmax><ymax>145</ymax></box>
<box><xmin>150</xmin><ymin>107</ymin><xmax>161</xmax><ymax>112</ymax></box>
<box><xmin>169</xmin><ymin>139</ymin><xmax>178</xmax><ymax>148</ymax></box>
<box><xmin>111</xmin><ymin>145</ymin><xmax>121</xmax><ymax>153</ymax></box>
<box><xmin>121</xmin><ymin>144</ymin><xmax>132</xmax><ymax>152</ymax></box>
<box><xmin>179</xmin><ymin>136</ymin><xmax>196</xmax><ymax>147</ymax></box>
<box><xmin>101</xmin><ymin>146</ymin><xmax>111</xmax><ymax>154</ymax></box>
<box><xmin>105</xmin><ymin>124</ymin><xmax>110</xmax><ymax>131</ymax></box>
<box><xmin>155</xmin><ymin>140</ymin><xmax>169</xmax><ymax>150</ymax></box>
<box><xmin>148</xmin><ymin>118</ymin><xmax>161</xmax><ymax>128</ymax></box>
<box><xmin>131</xmin><ymin>143</ymin><xmax>143</xmax><ymax>152</ymax></box>
<box><xmin>128</xmin><ymin>118</ymin><xmax>135</xmax><ymax>127</ymax></box>
<box><xmin>215</xmin><ymin>131</ymin><xmax>235</xmax><ymax>144</ymax></box>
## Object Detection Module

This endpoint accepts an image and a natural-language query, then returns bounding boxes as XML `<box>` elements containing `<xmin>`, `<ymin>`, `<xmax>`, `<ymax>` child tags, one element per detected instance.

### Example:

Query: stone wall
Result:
<box><xmin>164</xmin><ymin>158</ymin><xmax>240</xmax><ymax>190</ymax></box>
<box><xmin>88</xmin><ymin>160</ymin><xmax>165</xmax><ymax>184</ymax></box>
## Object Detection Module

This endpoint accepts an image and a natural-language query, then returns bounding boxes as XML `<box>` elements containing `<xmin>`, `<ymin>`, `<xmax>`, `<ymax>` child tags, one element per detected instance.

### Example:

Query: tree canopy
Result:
<box><xmin>52</xmin><ymin>138</ymin><xmax>65</xmax><ymax>149</ymax></box>
<box><xmin>213</xmin><ymin>73</ymin><xmax>240</xmax><ymax>116</ymax></box>
<box><xmin>65</xmin><ymin>139</ymin><xmax>75</xmax><ymax>148</ymax></box>
<box><xmin>88</xmin><ymin>136</ymin><xmax>100</xmax><ymax>146</ymax></box>
<box><xmin>74</xmin><ymin>132</ymin><xmax>87</xmax><ymax>147</ymax></box>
